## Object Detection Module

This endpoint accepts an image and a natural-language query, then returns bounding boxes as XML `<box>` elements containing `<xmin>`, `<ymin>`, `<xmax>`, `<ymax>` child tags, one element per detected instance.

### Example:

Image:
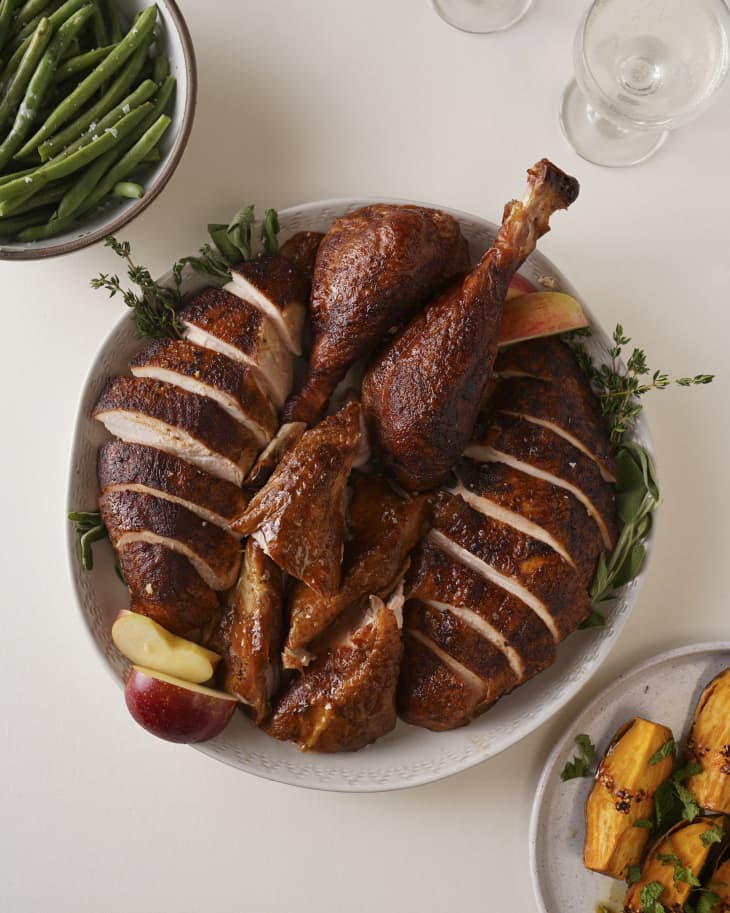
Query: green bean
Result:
<box><xmin>0</xmin><ymin>164</ymin><xmax>35</xmax><ymax>184</ymax></box>
<box><xmin>54</xmin><ymin>137</ymin><xmax>112</xmax><ymax>215</ymax></box>
<box><xmin>152</xmin><ymin>52</ymin><xmax>167</xmax><ymax>84</ymax></box>
<box><xmin>0</xmin><ymin>6</ymin><xmax>94</xmax><ymax>171</ymax></box>
<box><xmin>38</xmin><ymin>39</ymin><xmax>151</xmax><ymax>161</ymax></box>
<box><xmin>139</xmin><ymin>146</ymin><xmax>159</xmax><ymax>163</ymax></box>
<box><xmin>0</xmin><ymin>205</ymin><xmax>54</xmax><ymax>235</ymax></box>
<box><xmin>142</xmin><ymin>72</ymin><xmax>174</xmax><ymax>125</ymax></box>
<box><xmin>90</xmin><ymin>2</ymin><xmax>106</xmax><ymax>48</ymax></box>
<box><xmin>0</xmin><ymin>0</ymin><xmax>89</xmax><ymax>89</ymax></box>
<box><xmin>52</xmin><ymin>42</ymin><xmax>110</xmax><ymax>82</ymax></box>
<box><xmin>112</xmin><ymin>179</ymin><xmax>142</xmax><ymax>198</ymax></box>
<box><xmin>16</xmin><ymin>0</ymin><xmax>53</xmax><ymax>27</ymax></box>
<box><xmin>0</xmin><ymin>0</ymin><xmax>21</xmax><ymax>57</ymax></box>
<box><xmin>82</xmin><ymin>112</ymin><xmax>168</xmax><ymax>208</ymax></box>
<box><xmin>101</xmin><ymin>0</ymin><xmax>120</xmax><ymax>42</ymax></box>
<box><xmin>0</xmin><ymin>17</ymin><xmax>52</xmax><ymax>135</ymax></box>
<box><xmin>14</xmin><ymin>13</ymin><xmax>43</xmax><ymax>44</ymax></box>
<box><xmin>15</xmin><ymin>4</ymin><xmax>157</xmax><ymax>157</ymax></box>
<box><xmin>0</xmin><ymin>102</ymin><xmax>151</xmax><ymax>207</ymax></box>
<box><xmin>0</xmin><ymin>175</ymin><xmax>70</xmax><ymax>214</ymax></box>
<box><xmin>44</xmin><ymin>76</ymin><xmax>156</xmax><ymax>160</ymax></box>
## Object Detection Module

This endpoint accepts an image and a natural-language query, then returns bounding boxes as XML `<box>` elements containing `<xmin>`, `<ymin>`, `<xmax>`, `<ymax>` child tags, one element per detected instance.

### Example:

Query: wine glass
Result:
<box><xmin>430</xmin><ymin>0</ymin><xmax>533</xmax><ymax>34</ymax></box>
<box><xmin>560</xmin><ymin>0</ymin><xmax>730</xmax><ymax>167</ymax></box>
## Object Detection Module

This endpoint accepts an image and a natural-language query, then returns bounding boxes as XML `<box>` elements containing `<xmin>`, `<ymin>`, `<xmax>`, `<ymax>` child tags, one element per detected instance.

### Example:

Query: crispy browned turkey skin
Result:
<box><xmin>397</xmin><ymin>338</ymin><xmax>616</xmax><ymax>731</ymax></box>
<box><xmin>362</xmin><ymin>160</ymin><xmax>580</xmax><ymax>492</ymax></box>
<box><xmin>284</xmin><ymin>203</ymin><xmax>469</xmax><ymax>424</ymax></box>
<box><xmin>232</xmin><ymin>399</ymin><xmax>366</xmax><ymax>597</ymax></box>
<box><xmin>266</xmin><ymin>595</ymin><xmax>403</xmax><ymax>752</ymax></box>
<box><xmin>284</xmin><ymin>472</ymin><xmax>430</xmax><ymax>669</ymax></box>
<box><xmin>220</xmin><ymin>539</ymin><xmax>284</xmax><ymax>723</ymax></box>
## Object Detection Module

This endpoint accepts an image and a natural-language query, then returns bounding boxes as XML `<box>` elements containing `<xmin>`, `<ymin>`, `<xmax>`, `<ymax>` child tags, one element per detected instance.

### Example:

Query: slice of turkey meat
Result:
<box><xmin>130</xmin><ymin>339</ymin><xmax>278</xmax><ymax>447</ymax></box>
<box><xmin>93</xmin><ymin>375</ymin><xmax>260</xmax><ymax>486</ymax></box>
<box><xmin>178</xmin><ymin>287</ymin><xmax>292</xmax><ymax>409</ymax></box>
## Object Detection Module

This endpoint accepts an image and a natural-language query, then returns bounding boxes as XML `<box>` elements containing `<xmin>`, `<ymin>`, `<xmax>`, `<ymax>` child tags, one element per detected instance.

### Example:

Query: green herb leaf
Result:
<box><xmin>91</xmin><ymin>237</ymin><xmax>184</xmax><ymax>340</ymax></box>
<box><xmin>633</xmin><ymin>818</ymin><xmax>654</xmax><ymax>829</ymax></box>
<box><xmin>674</xmin><ymin>781</ymin><xmax>700</xmax><ymax>822</ymax></box>
<box><xmin>649</xmin><ymin>738</ymin><xmax>676</xmax><ymax>766</ymax></box>
<box><xmin>68</xmin><ymin>509</ymin><xmax>107</xmax><ymax>571</ymax></box>
<box><xmin>697</xmin><ymin>891</ymin><xmax>722</xmax><ymax>913</ymax></box>
<box><xmin>700</xmin><ymin>823</ymin><xmax>725</xmax><ymax>846</ymax></box>
<box><xmin>640</xmin><ymin>880</ymin><xmax>666</xmax><ymax>913</ymax></box>
<box><xmin>580</xmin><ymin>609</ymin><xmax>607</xmax><ymax>629</ymax></box>
<box><xmin>627</xmin><ymin>864</ymin><xmax>643</xmax><ymax>886</ymax></box>
<box><xmin>560</xmin><ymin>733</ymin><xmax>597</xmax><ymax>780</ymax></box>
<box><xmin>262</xmin><ymin>207</ymin><xmax>279</xmax><ymax>253</ymax></box>
<box><xmin>673</xmin><ymin>761</ymin><xmax>703</xmax><ymax>782</ymax></box>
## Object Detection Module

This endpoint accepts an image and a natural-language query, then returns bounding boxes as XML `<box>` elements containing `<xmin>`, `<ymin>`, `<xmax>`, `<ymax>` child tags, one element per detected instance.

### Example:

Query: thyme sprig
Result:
<box><xmin>68</xmin><ymin>510</ymin><xmax>107</xmax><ymax>571</ymax></box>
<box><xmin>90</xmin><ymin>237</ymin><xmax>185</xmax><ymax>339</ymax></box>
<box><xmin>569</xmin><ymin>325</ymin><xmax>714</xmax><ymax>445</ymax></box>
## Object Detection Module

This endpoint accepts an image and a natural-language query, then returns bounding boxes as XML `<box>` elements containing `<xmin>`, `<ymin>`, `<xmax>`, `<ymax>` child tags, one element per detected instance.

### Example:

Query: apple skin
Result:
<box><xmin>498</xmin><ymin>291</ymin><xmax>588</xmax><ymax>347</ymax></box>
<box><xmin>112</xmin><ymin>609</ymin><xmax>220</xmax><ymax>685</ymax></box>
<box><xmin>506</xmin><ymin>274</ymin><xmax>536</xmax><ymax>300</ymax></box>
<box><xmin>125</xmin><ymin>666</ymin><xmax>237</xmax><ymax>744</ymax></box>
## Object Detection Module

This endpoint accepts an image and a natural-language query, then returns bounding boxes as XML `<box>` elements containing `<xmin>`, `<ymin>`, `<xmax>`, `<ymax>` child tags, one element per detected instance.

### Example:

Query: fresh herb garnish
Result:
<box><xmin>91</xmin><ymin>237</ymin><xmax>185</xmax><ymax>339</ymax></box>
<box><xmin>68</xmin><ymin>510</ymin><xmax>107</xmax><ymax>571</ymax></box>
<box><xmin>568</xmin><ymin>324</ymin><xmax>714</xmax><ymax>446</ymax></box>
<box><xmin>560</xmin><ymin>733</ymin><xmax>597</xmax><ymax>780</ymax></box>
<box><xmin>588</xmin><ymin>440</ymin><xmax>660</xmax><ymax>605</ymax></box>
<box><xmin>627</xmin><ymin>864</ymin><xmax>643</xmax><ymax>886</ymax></box>
<box><xmin>640</xmin><ymin>880</ymin><xmax>666</xmax><ymax>913</ymax></box>
<box><xmin>649</xmin><ymin>775</ymin><xmax>701</xmax><ymax>833</ymax></box>
<box><xmin>178</xmin><ymin>204</ymin><xmax>282</xmax><ymax>286</ymax></box>
<box><xmin>650</xmin><ymin>738</ymin><xmax>677</xmax><ymax>766</ymax></box>
<box><xmin>700</xmin><ymin>823</ymin><xmax>725</xmax><ymax>847</ymax></box>
<box><xmin>687</xmin><ymin>888</ymin><xmax>724</xmax><ymax>913</ymax></box>
<box><xmin>655</xmin><ymin>851</ymin><xmax>701</xmax><ymax>888</ymax></box>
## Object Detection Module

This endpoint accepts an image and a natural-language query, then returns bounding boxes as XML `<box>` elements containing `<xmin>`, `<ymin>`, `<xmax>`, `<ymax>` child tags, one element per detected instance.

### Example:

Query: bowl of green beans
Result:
<box><xmin>0</xmin><ymin>0</ymin><xmax>195</xmax><ymax>259</ymax></box>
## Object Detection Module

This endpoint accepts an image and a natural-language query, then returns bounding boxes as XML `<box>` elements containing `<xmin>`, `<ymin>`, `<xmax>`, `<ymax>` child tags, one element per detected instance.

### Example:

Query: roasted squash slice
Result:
<box><xmin>623</xmin><ymin>817</ymin><xmax>725</xmax><ymax>913</ymax></box>
<box><xmin>687</xmin><ymin>668</ymin><xmax>730</xmax><ymax>814</ymax></box>
<box><xmin>708</xmin><ymin>858</ymin><xmax>730</xmax><ymax>911</ymax></box>
<box><xmin>584</xmin><ymin>717</ymin><xmax>675</xmax><ymax>880</ymax></box>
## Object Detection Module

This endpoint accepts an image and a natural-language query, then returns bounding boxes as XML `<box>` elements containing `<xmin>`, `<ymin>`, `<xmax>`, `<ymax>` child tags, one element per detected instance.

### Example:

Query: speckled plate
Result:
<box><xmin>529</xmin><ymin>642</ymin><xmax>730</xmax><ymax>913</ymax></box>
<box><xmin>67</xmin><ymin>197</ymin><xmax>654</xmax><ymax>792</ymax></box>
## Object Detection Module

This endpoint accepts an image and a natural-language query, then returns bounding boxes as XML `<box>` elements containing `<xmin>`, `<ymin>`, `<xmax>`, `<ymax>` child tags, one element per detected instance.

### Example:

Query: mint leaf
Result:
<box><xmin>649</xmin><ymin>738</ymin><xmax>676</xmax><ymax>765</ymax></box>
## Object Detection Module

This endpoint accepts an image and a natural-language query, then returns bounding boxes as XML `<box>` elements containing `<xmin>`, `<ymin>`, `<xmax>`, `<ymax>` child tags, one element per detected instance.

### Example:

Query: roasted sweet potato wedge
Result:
<box><xmin>708</xmin><ymin>857</ymin><xmax>730</xmax><ymax>910</ymax></box>
<box><xmin>623</xmin><ymin>817</ymin><xmax>725</xmax><ymax>913</ymax></box>
<box><xmin>687</xmin><ymin>668</ymin><xmax>730</xmax><ymax>815</ymax></box>
<box><xmin>584</xmin><ymin>718</ymin><xmax>675</xmax><ymax>880</ymax></box>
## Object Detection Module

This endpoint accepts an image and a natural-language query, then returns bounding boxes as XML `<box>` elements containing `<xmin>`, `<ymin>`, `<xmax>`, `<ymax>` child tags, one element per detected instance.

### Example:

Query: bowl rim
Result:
<box><xmin>0</xmin><ymin>0</ymin><xmax>197</xmax><ymax>262</ymax></box>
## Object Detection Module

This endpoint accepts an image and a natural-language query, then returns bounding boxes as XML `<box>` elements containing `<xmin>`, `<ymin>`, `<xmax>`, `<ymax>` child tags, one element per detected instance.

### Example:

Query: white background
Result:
<box><xmin>2</xmin><ymin>1</ymin><xmax>729</xmax><ymax>911</ymax></box>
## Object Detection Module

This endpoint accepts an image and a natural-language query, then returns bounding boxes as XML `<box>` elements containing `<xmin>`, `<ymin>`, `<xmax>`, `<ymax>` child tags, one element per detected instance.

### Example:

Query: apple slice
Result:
<box><xmin>498</xmin><ymin>291</ymin><xmax>588</xmax><ymax>347</ymax></box>
<box><xmin>125</xmin><ymin>666</ymin><xmax>238</xmax><ymax>743</ymax></box>
<box><xmin>112</xmin><ymin>609</ymin><xmax>220</xmax><ymax>684</ymax></box>
<box><xmin>506</xmin><ymin>274</ymin><xmax>536</xmax><ymax>300</ymax></box>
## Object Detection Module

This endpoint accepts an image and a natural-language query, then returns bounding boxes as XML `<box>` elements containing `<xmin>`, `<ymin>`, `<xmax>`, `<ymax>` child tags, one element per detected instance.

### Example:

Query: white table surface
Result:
<box><xmin>2</xmin><ymin>2</ymin><xmax>729</xmax><ymax>911</ymax></box>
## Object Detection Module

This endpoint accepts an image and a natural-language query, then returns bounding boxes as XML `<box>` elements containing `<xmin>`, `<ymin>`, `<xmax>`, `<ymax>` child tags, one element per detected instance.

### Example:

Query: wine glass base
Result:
<box><xmin>430</xmin><ymin>0</ymin><xmax>533</xmax><ymax>34</ymax></box>
<box><xmin>559</xmin><ymin>80</ymin><xmax>668</xmax><ymax>167</ymax></box>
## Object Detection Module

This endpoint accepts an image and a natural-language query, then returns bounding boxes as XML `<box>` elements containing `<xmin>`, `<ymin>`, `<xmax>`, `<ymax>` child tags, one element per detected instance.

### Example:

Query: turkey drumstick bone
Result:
<box><xmin>362</xmin><ymin>159</ymin><xmax>580</xmax><ymax>492</ymax></box>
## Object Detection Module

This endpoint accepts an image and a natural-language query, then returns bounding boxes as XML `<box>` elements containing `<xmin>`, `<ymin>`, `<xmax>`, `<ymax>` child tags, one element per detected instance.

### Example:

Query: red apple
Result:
<box><xmin>498</xmin><ymin>291</ymin><xmax>588</xmax><ymax>347</ymax></box>
<box><xmin>125</xmin><ymin>666</ymin><xmax>237</xmax><ymax>743</ymax></box>
<box><xmin>506</xmin><ymin>273</ymin><xmax>536</xmax><ymax>300</ymax></box>
<box><xmin>112</xmin><ymin>610</ymin><xmax>221</xmax><ymax>685</ymax></box>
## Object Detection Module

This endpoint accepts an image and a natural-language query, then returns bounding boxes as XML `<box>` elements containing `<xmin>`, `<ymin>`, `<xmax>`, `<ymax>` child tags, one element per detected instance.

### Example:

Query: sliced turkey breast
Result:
<box><xmin>431</xmin><ymin>491</ymin><xmax>590</xmax><ymax>642</ymax></box>
<box><xmin>465</xmin><ymin>413</ymin><xmax>617</xmax><ymax>550</ymax></box>
<box><xmin>100</xmin><ymin>490</ymin><xmax>242</xmax><ymax>591</ymax></box>
<box><xmin>454</xmin><ymin>458</ymin><xmax>604</xmax><ymax>586</ymax></box>
<box><xmin>178</xmin><ymin>287</ymin><xmax>292</xmax><ymax>408</ymax></box>
<box><xmin>93</xmin><ymin>376</ymin><xmax>260</xmax><ymax>486</ymax></box>
<box><xmin>98</xmin><ymin>441</ymin><xmax>247</xmax><ymax>534</ymax></box>
<box><xmin>493</xmin><ymin>337</ymin><xmax>615</xmax><ymax>483</ymax></box>
<box><xmin>407</xmin><ymin>536</ymin><xmax>557</xmax><ymax>683</ymax></box>
<box><xmin>118</xmin><ymin>541</ymin><xmax>220</xmax><ymax>641</ymax></box>
<box><xmin>130</xmin><ymin>339</ymin><xmax>277</xmax><ymax>446</ymax></box>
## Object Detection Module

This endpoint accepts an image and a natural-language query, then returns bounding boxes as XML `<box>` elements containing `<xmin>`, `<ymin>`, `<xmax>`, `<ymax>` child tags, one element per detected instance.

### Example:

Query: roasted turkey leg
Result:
<box><xmin>362</xmin><ymin>159</ymin><xmax>579</xmax><ymax>492</ymax></box>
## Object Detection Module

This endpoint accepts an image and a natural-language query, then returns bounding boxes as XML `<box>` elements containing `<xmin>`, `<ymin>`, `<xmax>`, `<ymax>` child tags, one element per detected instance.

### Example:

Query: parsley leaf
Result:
<box><xmin>560</xmin><ymin>734</ymin><xmax>597</xmax><ymax>781</ymax></box>
<box><xmin>640</xmin><ymin>880</ymin><xmax>666</xmax><ymax>913</ymax></box>
<box><xmin>627</xmin><ymin>864</ymin><xmax>643</xmax><ymax>886</ymax></box>
<box><xmin>700</xmin><ymin>823</ymin><xmax>725</xmax><ymax>846</ymax></box>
